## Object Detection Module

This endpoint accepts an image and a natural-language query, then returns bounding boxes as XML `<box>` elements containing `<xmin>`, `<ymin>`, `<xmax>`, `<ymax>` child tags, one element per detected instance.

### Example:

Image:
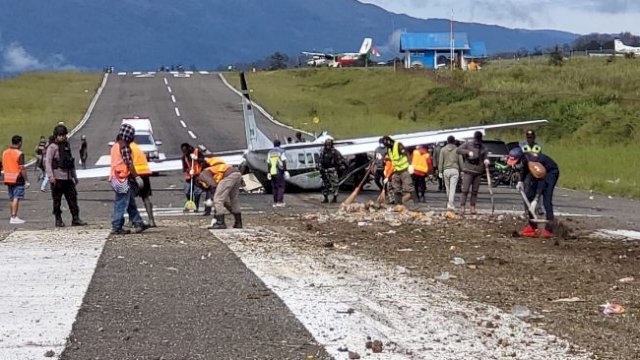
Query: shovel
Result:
<box><xmin>184</xmin><ymin>157</ymin><xmax>197</xmax><ymax>212</ymax></box>
<box><xmin>485</xmin><ymin>166</ymin><xmax>495</xmax><ymax>215</ymax></box>
<box><xmin>518</xmin><ymin>188</ymin><xmax>547</xmax><ymax>223</ymax></box>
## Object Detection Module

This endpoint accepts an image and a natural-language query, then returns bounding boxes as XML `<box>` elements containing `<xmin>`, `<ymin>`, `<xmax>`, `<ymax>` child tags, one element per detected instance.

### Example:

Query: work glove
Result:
<box><xmin>438</xmin><ymin>173</ymin><xmax>443</xmax><ymax>179</ymax></box>
<box><xmin>483</xmin><ymin>159</ymin><xmax>490</xmax><ymax>166</ymax></box>
<box><xmin>267</xmin><ymin>173</ymin><xmax>272</xmax><ymax>180</ymax></box>
<box><xmin>468</xmin><ymin>151</ymin><xmax>474</xmax><ymax>158</ymax></box>
<box><xmin>204</xmin><ymin>198</ymin><xmax>214</xmax><ymax>208</ymax></box>
<box><xmin>383</xmin><ymin>177</ymin><xmax>389</xmax><ymax>185</ymax></box>
<box><xmin>190</xmin><ymin>153</ymin><xmax>197</xmax><ymax>160</ymax></box>
<box><xmin>135</xmin><ymin>176</ymin><xmax>144</xmax><ymax>189</ymax></box>
<box><xmin>516</xmin><ymin>181</ymin><xmax>524</xmax><ymax>191</ymax></box>
<box><xmin>284</xmin><ymin>171</ymin><xmax>290</xmax><ymax>180</ymax></box>
<box><xmin>189</xmin><ymin>169</ymin><xmax>195</xmax><ymax>176</ymax></box>
<box><xmin>408</xmin><ymin>165</ymin><xmax>415</xmax><ymax>175</ymax></box>
<box><xmin>25</xmin><ymin>181</ymin><xmax>31</xmax><ymax>189</ymax></box>
<box><xmin>375</xmin><ymin>153</ymin><xmax>383</xmax><ymax>160</ymax></box>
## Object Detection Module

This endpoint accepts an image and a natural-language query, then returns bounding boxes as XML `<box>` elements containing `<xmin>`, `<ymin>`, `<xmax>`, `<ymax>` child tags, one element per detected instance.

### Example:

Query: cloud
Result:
<box><xmin>1</xmin><ymin>41</ymin><xmax>77</xmax><ymax>73</ymax></box>
<box><xmin>581</xmin><ymin>0</ymin><xmax>640</xmax><ymax>14</ymax></box>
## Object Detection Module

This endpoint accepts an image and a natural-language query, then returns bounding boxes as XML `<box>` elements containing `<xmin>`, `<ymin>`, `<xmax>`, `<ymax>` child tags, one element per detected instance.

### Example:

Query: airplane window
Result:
<box><xmin>298</xmin><ymin>153</ymin><xmax>306</xmax><ymax>165</ymax></box>
<box><xmin>306</xmin><ymin>153</ymin><xmax>314</xmax><ymax>165</ymax></box>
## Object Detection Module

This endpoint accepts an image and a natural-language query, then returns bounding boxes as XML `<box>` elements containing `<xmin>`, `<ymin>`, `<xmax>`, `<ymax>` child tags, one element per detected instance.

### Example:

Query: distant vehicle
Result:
<box><xmin>614</xmin><ymin>39</ymin><xmax>640</xmax><ymax>56</ymax></box>
<box><xmin>115</xmin><ymin>116</ymin><xmax>163</xmax><ymax>160</ymax></box>
<box><xmin>302</xmin><ymin>38</ymin><xmax>379</xmax><ymax>68</ymax></box>
<box><xmin>483</xmin><ymin>139</ymin><xmax>510</xmax><ymax>171</ymax></box>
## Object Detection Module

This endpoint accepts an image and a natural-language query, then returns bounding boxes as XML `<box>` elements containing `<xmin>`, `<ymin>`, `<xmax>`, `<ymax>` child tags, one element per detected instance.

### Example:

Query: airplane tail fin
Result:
<box><xmin>358</xmin><ymin>38</ymin><xmax>373</xmax><ymax>55</ymax></box>
<box><xmin>240</xmin><ymin>72</ymin><xmax>273</xmax><ymax>151</ymax></box>
<box><xmin>614</xmin><ymin>39</ymin><xmax>624</xmax><ymax>52</ymax></box>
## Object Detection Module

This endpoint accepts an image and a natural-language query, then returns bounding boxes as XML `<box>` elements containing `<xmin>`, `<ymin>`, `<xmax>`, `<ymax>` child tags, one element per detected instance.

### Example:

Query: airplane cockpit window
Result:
<box><xmin>297</xmin><ymin>153</ymin><xmax>306</xmax><ymax>165</ymax></box>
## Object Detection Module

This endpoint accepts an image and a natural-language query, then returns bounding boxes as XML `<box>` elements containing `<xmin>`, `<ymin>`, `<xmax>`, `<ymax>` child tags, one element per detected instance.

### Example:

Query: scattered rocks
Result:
<box><xmin>44</xmin><ymin>350</ymin><xmax>55</xmax><ymax>358</ymax></box>
<box><xmin>371</xmin><ymin>340</ymin><xmax>384</xmax><ymax>353</ymax></box>
<box><xmin>348</xmin><ymin>351</ymin><xmax>361</xmax><ymax>359</ymax></box>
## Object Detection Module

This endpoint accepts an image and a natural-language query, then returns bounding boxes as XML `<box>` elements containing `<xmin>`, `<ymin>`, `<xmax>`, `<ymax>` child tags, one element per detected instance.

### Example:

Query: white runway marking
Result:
<box><xmin>188</xmin><ymin>130</ymin><xmax>197</xmax><ymax>139</ymax></box>
<box><xmin>214</xmin><ymin>227</ymin><xmax>590</xmax><ymax>360</ymax></box>
<box><xmin>198</xmin><ymin>71</ymin><xmax>210</xmax><ymax>74</ymax></box>
<box><xmin>167</xmin><ymin>86</ymin><xmax>172</xmax><ymax>94</ymax></box>
<box><xmin>117</xmin><ymin>72</ymin><xmax>126</xmax><ymax>76</ymax></box>
<box><xmin>174</xmin><ymin>107</ymin><xmax>180</xmax><ymax>117</ymax></box>
<box><xmin>593</xmin><ymin>229</ymin><xmax>640</xmax><ymax>240</ymax></box>
<box><xmin>132</xmin><ymin>71</ymin><xmax>142</xmax><ymax>75</ymax></box>
<box><xmin>180</xmin><ymin>120</ymin><xmax>187</xmax><ymax>128</ymax></box>
<box><xmin>171</xmin><ymin>95</ymin><xmax>176</xmax><ymax>103</ymax></box>
<box><xmin>164</xmin><ymin>78</ymin><xmax>168</xmax><ymax>85</ymax></box>
<box><xmin>0</xmin><ymin>229</ymin><xmax>108</xmax><ymax>359</ymax></box>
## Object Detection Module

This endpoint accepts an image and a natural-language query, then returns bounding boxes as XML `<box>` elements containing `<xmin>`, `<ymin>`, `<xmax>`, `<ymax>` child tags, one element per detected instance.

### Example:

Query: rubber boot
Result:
<box><xmin>202</xmin><ymin>207</ymin><xmax>212</xmax><ymax>216</ymax></box>
<box><xmin>143</xmin><ymin>197</ymin><xmax>157</xmax><ymax>227</ymax></box>
<box><xmin>232</xmin><ymin>213</ymin><xmax>242</xmax><ymax>229</ymax></box>
<box><xmin>322</xmin><ymin>195</ymin><xmax>329</xmax><ymax>203</ymax></box>
<box><xmin>71</xmin><ymin>216</ymin><xmax>87</xmax><ymax>226</ymax></box>
<box><xmin>55</xmin><ymin>214</ymin><xmax>65</xmax><ymax>228</ymax></box>
<box><xmin>208</xmin><ymin>214</ymin><xmax>226</xmax><ymax>229</ymax></box>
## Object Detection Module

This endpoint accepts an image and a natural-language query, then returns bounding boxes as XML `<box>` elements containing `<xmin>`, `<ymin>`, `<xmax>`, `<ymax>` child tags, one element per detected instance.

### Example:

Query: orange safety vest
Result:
<box><xmin>411</xmin><ymin>149</ymin><xmax>431</xmax><ymax>176</ymax></box>
<box><xmin>130</xmin><ymin>142</ymin><xmax>151</xmax><ymax>176</ymax></box>
<box><xmin>383</xmin><ymin>157</ymin><xmax>393</xmax><ymax>179</ymax></box>
<box><xmin>184</xmin><ymin>148</ymin><xmax>202</xmax><ymax>180</ymax></box>
<box><xmin>205</xmin><ymin>161</ymin><xmax>230</xmax><ymax>184</ymax></box>
<box><xmin>2</xmin><ymin>148</ymin><xmax>23</xmax><ymax>185</ymax></box>
<box><xmin>110</xmin><ymin>142</ymin><xmax>130</xmax><ymax>180</ymax></box>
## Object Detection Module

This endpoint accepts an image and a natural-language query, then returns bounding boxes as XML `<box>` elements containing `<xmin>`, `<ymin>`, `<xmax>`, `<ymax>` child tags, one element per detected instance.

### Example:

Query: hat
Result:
<box><xmin>53</xmin><ymin>125</ymin><xmax>68</xmax><ymax>136</ymax></box>
<box><xmin>526</xmin><ymin>130</ymin><xmax>535</xmax><ymax>137</ymax></box>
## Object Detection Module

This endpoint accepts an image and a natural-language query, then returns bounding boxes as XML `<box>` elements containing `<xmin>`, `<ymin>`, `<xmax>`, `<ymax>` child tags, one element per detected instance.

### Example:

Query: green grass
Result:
<box><xmin>227</xmin><ymin>57</ymin><xmax>640</xmax><ymax>197</ymax></box>
<box><xmin>0</xmin><ymin>72</ymin><xmax>102</xmax><ymax>159</ymax></box>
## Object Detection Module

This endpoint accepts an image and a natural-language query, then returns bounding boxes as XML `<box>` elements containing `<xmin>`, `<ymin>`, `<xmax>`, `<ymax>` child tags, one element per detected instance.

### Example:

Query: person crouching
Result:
<box><xmin>198</xmin><ymin>158</ymin><xmax>243</xmax><ymax>229</ymax></box>
<box><xmin>510</xmin><ymin>147</ymin><xmax>560</xmax><ymax>238</ymax></box>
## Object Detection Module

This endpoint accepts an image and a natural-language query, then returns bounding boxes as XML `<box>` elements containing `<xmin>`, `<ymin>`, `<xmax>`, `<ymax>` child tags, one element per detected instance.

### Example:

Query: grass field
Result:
<box><xmin>0</xmin><ymin>72</ymin><xmax>102</xmax><ymax>159</ymax></box>
<box><xmin>229</xmin><ymin>57</ymin><xmax>640</xmax><ymax>197</ymax></box>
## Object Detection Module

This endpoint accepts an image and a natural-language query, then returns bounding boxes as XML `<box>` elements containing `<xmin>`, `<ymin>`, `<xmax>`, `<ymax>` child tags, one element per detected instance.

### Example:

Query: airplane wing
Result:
<box><xmin>280</xmin><ymin>119</ymin><xmax>548</xmax><ymax>157</ymax></box>
<box><xmin>76</xmin><ymin>153</ymin><xmax>245</xmax><ymax>179</ymax></box>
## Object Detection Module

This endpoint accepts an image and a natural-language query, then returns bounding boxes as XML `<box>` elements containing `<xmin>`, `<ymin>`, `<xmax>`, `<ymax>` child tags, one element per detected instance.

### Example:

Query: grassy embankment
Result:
<box><xmin>0</xmin><ymin>72</ymin><xmax>102</xmax><ymax>159</ymax></box>
<box><xmin>230</xmin><ymin>57</ymin><xmax>640</xmax><ymax>197</ymax></box>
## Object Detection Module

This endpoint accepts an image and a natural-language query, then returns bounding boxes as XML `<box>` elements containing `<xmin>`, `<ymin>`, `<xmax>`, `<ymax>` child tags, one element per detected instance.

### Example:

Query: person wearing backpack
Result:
<box><xmin>44</xmin><ymin>125</ymin><xmax>87</xmax><ymax>227</ymax></box>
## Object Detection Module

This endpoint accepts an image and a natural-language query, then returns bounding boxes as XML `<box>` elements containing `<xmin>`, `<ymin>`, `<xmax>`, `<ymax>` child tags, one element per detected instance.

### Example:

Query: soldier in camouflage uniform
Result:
<box><xmin>318</xmin><ymin>139</ymin><xmax>345</xmax><ymax>203</ymax></box>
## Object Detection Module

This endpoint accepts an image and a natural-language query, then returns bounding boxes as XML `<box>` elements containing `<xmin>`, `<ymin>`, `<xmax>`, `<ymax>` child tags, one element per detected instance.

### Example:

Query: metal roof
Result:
<box><xmin>467</xmin><ymin>41</ymin><xmax>488</xmax><ymax>58</ymax></box>
<box><xmin>400</xmin><ymin>32</ymin><xmax>470</xmax><ymax>51</ymax></box>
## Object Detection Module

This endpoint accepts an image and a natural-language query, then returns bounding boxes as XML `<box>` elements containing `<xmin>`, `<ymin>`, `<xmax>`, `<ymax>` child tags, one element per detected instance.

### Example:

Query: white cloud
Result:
<box><xmin>1</xmin><ymin>41</ymin><xmax>77</xmax><ymax>73</ymax></box>
<box><xmin>359</xmin><ymin>0</ymin><xmax>640</xmax><ymax>34</ymax></box>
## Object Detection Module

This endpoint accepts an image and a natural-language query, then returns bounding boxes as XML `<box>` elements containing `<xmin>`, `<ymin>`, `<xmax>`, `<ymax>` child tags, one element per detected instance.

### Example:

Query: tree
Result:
<box><xmin>549</xmin><ymin>45</ymin><xmax>564</xmax><ymax>66</ymax></box>
<box><xmin>268</xmin><ymin>52</ymin><xmax>289</xmax><ymax>70</ymax></box>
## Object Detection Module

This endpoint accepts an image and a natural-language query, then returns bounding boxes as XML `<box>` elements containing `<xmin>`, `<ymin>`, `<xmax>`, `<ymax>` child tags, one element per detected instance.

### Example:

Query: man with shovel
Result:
<box><xmin>510</xmin><ymin>147</ymin><xmax>560</xmax><ymax>238</ymax></box>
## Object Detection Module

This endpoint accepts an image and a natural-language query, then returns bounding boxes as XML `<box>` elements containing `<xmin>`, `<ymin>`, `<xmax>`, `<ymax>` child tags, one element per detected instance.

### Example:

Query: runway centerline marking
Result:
<box><xmin>175</xmin><ymin>107</ymin><xmax>181</xmax><ymax>117</ymax></box>
<box><xmin>167</xmin><ymin>86</ymin><xmax>172</xmax><ymax>94</ymax></box>
<box><xmin>171</xmin><ymin>95</ymin><xmax>176</xmax><ymax>103</ymax></box>
<box><xmin>164</xmin><ymin>78</ymin><xmax>168</xmax><ymax>85</ymax></box>
<box><xmin>188</xmin><ymin>130</ymin><xmax>197</xmax><ymax>139</ymax></box>
<box><xmin>180</xmin><ymin>120</ymin><xmax>187</xmax><ymax>128</ymax></box>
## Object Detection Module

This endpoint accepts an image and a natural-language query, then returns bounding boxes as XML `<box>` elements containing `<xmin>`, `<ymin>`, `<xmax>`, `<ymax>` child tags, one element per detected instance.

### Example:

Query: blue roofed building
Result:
<box><xmin>399</xmin><ymin>32</ymin><xmax>488</xmax><ymax>70</ymax></box>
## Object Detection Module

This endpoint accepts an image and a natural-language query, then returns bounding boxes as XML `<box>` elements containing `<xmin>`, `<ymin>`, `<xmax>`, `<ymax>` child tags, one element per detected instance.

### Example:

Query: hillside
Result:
<box><xmin>230</xmin><ymin>58</ymin><xmax>640</xmax><ymax>196</ymax></box>
<box><xmin>0</xmin><ymin>0</ymin><xmax>577</xmax><ymax>72</ymax></box>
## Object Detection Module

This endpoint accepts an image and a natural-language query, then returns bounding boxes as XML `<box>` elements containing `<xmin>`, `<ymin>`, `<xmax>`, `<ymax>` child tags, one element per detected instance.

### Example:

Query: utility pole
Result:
<box><xmin>450</xmin><ymin>9</ymin><xmax>455</xmax><ymax>71</ymax></box>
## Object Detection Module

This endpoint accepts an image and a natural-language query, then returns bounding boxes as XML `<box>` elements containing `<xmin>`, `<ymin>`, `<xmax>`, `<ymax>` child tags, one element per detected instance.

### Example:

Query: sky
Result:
<box><xmin>359</xmin><ymin>0</ymin><xmax>640</xmax><ymax>34</ymax></box>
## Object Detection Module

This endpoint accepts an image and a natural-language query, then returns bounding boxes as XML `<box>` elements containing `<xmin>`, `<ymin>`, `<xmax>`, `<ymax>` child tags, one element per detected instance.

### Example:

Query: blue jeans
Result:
<box><xmin>111</xmin><ymin>188</ymin><xmax>143</xmax><ymax>230</ymax></box>
<box><xmin>525</xmin><ymin>170</ymin><xmax>559</xmax><ymax>232</ymax></box>
<box><xmin>40</xmin><ymin>174</ymin><xmax>49</xmax><ymax>191</ymax></box>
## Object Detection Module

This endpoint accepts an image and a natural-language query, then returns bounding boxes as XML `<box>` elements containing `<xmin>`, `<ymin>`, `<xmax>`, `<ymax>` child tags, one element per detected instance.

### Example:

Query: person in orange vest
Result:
<box><xmin>3</xmin><ymin>135</ymin><xmax>29</xmax><ymax>224</ymax></box>
<box><xmin>181</xmin><ymin>143</ymin><xmax>205</xmax><ymax>212</ymax></box>
<box><xmin>410</xmin><ymin>145</ymin><xmax>431</xmax><ymax>203</ymax></box>
<box><xmin>110</xmin><ymin>124</ymin><xmax>149</xmax><ymax>235</ymax></box>
<box><xmin>197</xmin><ymin>157</ymin><xmax>243</xmax><ymax>229</ymax></box>
<box><xmin>130</xmin><ymin>141</ymin><xmax>156</xmax><ymax>227</ymax></box>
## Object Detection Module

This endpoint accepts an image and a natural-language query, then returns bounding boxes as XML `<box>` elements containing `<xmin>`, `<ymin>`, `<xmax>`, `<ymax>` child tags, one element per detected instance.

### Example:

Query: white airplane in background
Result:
<box><xmin>302</xmin><ymin>38</ymin><xmax>377</xmax><ymax>67</ymax></box>
<box><xmin>76</xmin><ymin>72</ymin><xmax>548</xmax><ymax>192</ymax></box>
<box><xmin>614</xmin><ymin>39</ymin><xmax>640</xmax><ymax>55</ymax></box>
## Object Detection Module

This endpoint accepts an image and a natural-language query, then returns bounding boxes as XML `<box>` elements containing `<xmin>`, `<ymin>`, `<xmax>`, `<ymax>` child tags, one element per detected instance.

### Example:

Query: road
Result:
<box><xmin>1</xmin><ymin>71</ymin><xmax>639</xmax><ymax>359</ymax></box>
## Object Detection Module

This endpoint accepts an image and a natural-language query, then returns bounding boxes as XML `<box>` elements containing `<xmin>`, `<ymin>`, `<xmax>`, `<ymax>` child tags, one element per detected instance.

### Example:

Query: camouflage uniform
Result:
<box><xmin>318</xmin><ymin>145</ymin><xmax>344</xmax><ymax>201</ymax></box>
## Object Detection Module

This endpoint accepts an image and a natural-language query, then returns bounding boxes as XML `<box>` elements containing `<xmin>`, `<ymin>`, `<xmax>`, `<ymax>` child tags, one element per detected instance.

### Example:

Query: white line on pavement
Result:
<box><xmin>214</xmin><ymin>227</ymin><xmax>591</xmax><ymax>360</ymax></box>
<box><xmin>175</xmin><ymin>107</ymin><xmax>181</xmax><ymax>117</ymax></box>
<box><xmin>188</xmin><ymin>130</ymin><xmax>197</xmax><ymax>139</ymax></box>
<box><xmin>171</xmin><ymin>95</ymin><xmax>176</xmax><ymax>103</ymax></box>
<box><xmin>167</xmin><ymin>86</ymin><xmax>172</xmax><ymax>94</ymax></box>
<box><xmin>164</xmin><ymin>78</ymin><xmax>168</xmax><ymax>85</ymax></box>
<box><xmin>0</xmin><ymin>230</ymin><xmax>108</xmax><ymax>359</ymax></box>
<box><xmin>180</xmin><ymin>120</ymin><xmax>187</xmax><ymax>128</ymax></box>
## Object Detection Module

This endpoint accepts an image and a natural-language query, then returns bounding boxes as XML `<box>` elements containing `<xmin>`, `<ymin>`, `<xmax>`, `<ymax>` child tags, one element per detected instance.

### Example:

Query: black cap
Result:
<box><xmin>53</xmin><ymin>125</ymin><xmax>68</xmax><ymax>136</ymax></box>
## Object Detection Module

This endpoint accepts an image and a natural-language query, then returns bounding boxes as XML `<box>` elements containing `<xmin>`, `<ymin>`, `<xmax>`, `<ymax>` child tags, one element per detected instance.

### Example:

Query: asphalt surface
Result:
<box><xmin>1</xmin><ymin>71</ymin><xmax>640</xmax><ymax>359</ymax></box>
